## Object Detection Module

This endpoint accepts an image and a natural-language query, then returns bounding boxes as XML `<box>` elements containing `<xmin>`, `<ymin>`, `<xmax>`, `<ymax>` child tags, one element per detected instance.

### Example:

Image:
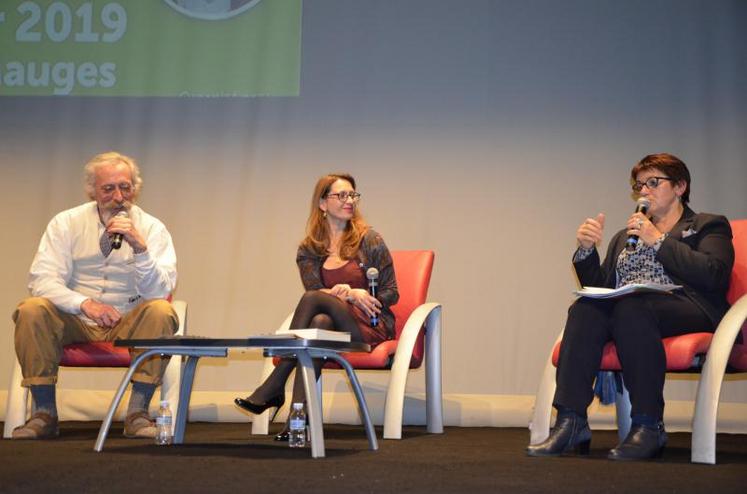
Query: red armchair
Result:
<box><xmin>252</xmin><ymin>250</ymin><xmax>443</xmax><ymax>439</ymax></box>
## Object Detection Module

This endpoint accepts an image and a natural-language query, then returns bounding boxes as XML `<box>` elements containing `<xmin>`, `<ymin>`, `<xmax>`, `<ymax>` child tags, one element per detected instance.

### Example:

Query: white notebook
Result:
<box><xmin>275</xmin><ymin>328</ymin><xmax>351</xmax><ymax>342</ymax></box>
<box><xmin>574</xmin><ymin>283</ymin><xmax>682</xmax><ymax>299</ymax></box>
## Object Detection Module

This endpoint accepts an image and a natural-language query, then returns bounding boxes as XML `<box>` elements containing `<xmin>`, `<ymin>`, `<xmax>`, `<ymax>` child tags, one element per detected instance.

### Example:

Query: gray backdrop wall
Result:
<box><xmin>1</xmin><ymin>0</ymin><xmax>746</xmax><ymax>429</ymax></box>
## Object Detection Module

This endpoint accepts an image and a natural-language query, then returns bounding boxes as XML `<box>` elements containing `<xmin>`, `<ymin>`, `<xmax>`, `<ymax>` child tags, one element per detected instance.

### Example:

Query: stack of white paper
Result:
<box><xmin>275</xmin><ymin>328</ymin><xmax>351</xmax><ymax>342</ymax></box>
<box><xmin>574</xmin><ymin>283</ymin><xmax>682</xmax><ymax>299</ymax></box>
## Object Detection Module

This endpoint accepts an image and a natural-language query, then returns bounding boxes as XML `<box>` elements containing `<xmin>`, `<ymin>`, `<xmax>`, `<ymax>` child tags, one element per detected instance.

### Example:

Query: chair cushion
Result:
<box><xmin>551</xmin><ymin>332</ymin><xmax>714</xmax><ymax>372</ymax></box>
<box><xmin>60</xmin><ymin>342</ymin><xmax>131</xmax><ymax>367</ymax></box>
<box><xmin>337</xmin><ymin>339</ymin><xmax>424</xmax><ymax>369</ymax></box>
<box><xmin>337</xmin><ymin>340</ymin><xmax>398</xmax><ymax>368</ymax></box>
<box><xmin>273</xmin><ymin>338</ymin><xmax>425</xmax><ymax>370</ymax></box>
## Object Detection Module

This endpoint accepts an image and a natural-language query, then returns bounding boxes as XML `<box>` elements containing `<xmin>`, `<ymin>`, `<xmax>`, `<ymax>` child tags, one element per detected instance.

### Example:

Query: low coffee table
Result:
<box><xmin>94</xmin><ymin>336</ymin><xmax>376</xmax><ymax>458</ymax></box>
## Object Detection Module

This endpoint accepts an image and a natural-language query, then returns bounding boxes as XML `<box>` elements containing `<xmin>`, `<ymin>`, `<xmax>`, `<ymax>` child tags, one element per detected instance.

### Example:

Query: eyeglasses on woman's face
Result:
<box><xmin>326</xmin><ymin>191</ymin><xmax>361</xmax><ymax>203</ymax></box>
<box><xmin>631</xmin><ymin>176</ymin><xmax>673</xmax><ymax>193</ymax></box>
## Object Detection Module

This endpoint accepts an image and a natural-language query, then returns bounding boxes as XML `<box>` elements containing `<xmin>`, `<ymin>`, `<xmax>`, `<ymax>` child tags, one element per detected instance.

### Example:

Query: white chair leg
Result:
<box><xmin>691</xmin><ymin>295</ymin><xmax>747</xmax><ymax>464</ymax></box>
<box><xmin>160</xmin><ymin>359</ymin><xmax>181</xmax><ymax>435</ymax></box>
<box><xmin>529</xmin><ymin>330</ymin><xmax>564</xmax><ymax>444</ymax></box>
<box><xmin>160</xmin><ymin>300</ymin><xmax>187</xmax><ymax>434</ymax></box>
<box><xmin>691</xmin><ymin>364</ymin><xmax>724</xmax><ymax>465</ymax></box>
<box><xmin>424</xmin><ymin>305</ymin><xmax>443</xmax><ymax>434</ymax></box>
<box><xmin>3</xmin><ymin>357</ymin><xmax>29</xmax><ymax>438</ymax></box>
<box><xmin>383</xmin><ymin>303</ymin><xmax>439</xmax><ymax>439</ymax></box>
<box><xmin>382</xmin><ymin>359</ymin><xmax>409</xmax><ymax>439</ymax></box>
<box><xmin>614</xmin><ymin>375</ymin><xmax>632</xmax><ymax>442</ymax></box>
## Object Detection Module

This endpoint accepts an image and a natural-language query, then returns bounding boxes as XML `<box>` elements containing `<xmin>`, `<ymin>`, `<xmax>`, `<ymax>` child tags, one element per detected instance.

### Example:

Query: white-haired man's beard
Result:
<box><xmin>98</xmin><ymin>200</ymin><xmax>132</xmax><ymax>223</ymax></box>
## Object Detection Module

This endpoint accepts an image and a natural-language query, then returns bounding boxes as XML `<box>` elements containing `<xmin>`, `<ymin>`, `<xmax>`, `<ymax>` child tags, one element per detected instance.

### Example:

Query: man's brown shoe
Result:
<box><xmin>124</xmin><ymin>411</ymin><xmax>156</xmax><ymax>438</ymax></box>
<box><xmin>12</xmin><ymin>412</ymin><xmax>59</xmax><ymax>440</ymax></box>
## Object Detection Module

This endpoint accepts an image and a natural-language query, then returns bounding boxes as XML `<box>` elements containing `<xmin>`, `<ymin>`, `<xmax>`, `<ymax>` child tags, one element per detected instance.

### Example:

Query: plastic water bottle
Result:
<box><xmin>155</xmin><ymin>400</ymin><xmax>173</xmax><ymax>446</ymax></box>
<box><xmin>288</xmin><ymin>402</ymin><xmax>306</xmax><ymax>448</ymax></box>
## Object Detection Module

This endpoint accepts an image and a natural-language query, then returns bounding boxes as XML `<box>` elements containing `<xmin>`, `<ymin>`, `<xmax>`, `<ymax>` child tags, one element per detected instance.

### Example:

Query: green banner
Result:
<box><xmin>0</xmin><ymin>0</ymin><xmax>302</xmax><ymax>97</ymax></box>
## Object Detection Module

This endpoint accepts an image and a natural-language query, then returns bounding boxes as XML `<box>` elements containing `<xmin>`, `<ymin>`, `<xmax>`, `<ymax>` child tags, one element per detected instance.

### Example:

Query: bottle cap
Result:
<box><xmin>292</xmin><ymin>402</ymin><xmax>304</xmax><ymax>410</ymax></box>
<box><xmin>160</xmin><ymin>400</ymin><xmax>170</xmax><ymax>407</ymax></box>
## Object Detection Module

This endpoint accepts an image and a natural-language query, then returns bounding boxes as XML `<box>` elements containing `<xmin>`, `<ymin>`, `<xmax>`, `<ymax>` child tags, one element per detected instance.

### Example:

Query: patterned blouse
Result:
<box><xmin>575</xmin><ymin>234</ymin><xmax>672</xmax><ymax>288</ymax></box>
<box><xmin>615</xmin><ymin>236</ymin><xmax>674</xmax><ymax>287</ymax></box>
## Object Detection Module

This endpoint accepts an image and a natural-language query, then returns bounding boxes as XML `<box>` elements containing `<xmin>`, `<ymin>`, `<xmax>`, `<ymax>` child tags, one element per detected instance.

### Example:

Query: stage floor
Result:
<box><xmin>1</xmin><ymin>422</ymin><xmax>745</xmax><ymax>493</ymax></box>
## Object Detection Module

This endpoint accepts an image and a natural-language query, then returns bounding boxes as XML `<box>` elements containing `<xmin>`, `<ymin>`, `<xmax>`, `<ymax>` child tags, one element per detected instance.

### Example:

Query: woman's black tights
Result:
<box><xmin>248</xmin><ymin>291</ymin><xmax>362</xmax><ymax>406</ymax></box>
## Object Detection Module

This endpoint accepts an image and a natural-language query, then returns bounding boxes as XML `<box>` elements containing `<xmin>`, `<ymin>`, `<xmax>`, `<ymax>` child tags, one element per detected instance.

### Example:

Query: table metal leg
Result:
<box><xmin>324</xmin><ymin>353</ymin><xmax>378</xmax><ymax>451</ymax></box>
<box><xmin>296</xmin><ymin>350</ymin><xmax>325</xmax><ymax>458</ymax></box>
<box><xmin>174</xmin><ymin>356</ymin><xmax>200</xmax><ymax>444</ymax></box>
<box><xmin>94</xmin><ymin>350</ymin><xmax>158</xmax><ymax>452</ymax></box>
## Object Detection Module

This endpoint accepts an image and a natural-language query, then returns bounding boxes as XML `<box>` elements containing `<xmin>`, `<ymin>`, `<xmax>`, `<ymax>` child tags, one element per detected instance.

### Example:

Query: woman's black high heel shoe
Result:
<box><xmin>526</xmin><ymin>413</ymin><xmax>591</xmax><ymax>457</ymax></box>
<box><xmin>234</xmin><ymin>394</ymin><xmax>285</xmax><ymax>421</ymax></box>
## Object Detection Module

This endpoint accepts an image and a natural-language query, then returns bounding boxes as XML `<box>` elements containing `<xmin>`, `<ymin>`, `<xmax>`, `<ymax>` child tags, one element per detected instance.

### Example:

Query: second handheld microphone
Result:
<box><xmin>365</xmin><ymin>267</ymin><xmax>379</xmax><ymax>327</ymax></box>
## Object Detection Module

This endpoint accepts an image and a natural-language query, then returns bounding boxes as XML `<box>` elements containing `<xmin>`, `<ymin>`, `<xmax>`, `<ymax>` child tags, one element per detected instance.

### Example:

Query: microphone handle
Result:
<box><xmin>368</xmin><ymin>280</ymin><xmax>378</xmax><ymax>327</ymax></box>
<box><xmin>624</xmin><ymin>235</ymin><xmax>638</xmax><ymax>252</ymax></box>
<box><xmin>110</xmin><ymin>210</ymin><xmax>128</xmax><ymax>250</ymax></box>
<box><xmin>625</xmin><ymin>203</ymin><xmax>649</xmax><ymax>251</ymax></box>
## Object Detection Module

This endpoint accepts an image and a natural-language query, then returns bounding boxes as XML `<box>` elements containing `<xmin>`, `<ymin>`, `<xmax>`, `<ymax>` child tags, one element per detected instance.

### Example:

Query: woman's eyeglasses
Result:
<box><xmin>631</xmin><ymin>176</ymin><xmax>673</xmax><ymax>193</ymax></box>
<box><xmin>326</xmin><ymin>191</ymin><xmax>361</xmax><ymax>202</ymax></box>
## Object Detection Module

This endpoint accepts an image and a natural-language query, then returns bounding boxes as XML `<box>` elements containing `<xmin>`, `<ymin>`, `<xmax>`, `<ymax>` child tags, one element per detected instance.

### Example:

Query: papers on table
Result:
<box><xmin>275</xmin><ymin>328</ymin><xmax>351</xmax><ymax>342</ymax></box>
<box><xmin>574</xmin><ymin>283</ymin><xmax>682</xmax><ymax>299</ymax></box>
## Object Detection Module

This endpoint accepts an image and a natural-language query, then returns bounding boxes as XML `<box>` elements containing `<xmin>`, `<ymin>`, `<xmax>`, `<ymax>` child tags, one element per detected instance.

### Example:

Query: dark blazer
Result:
<box><xmin>296</xmin><ymin>229</ymin><xmax>399</xmax><ymax>338</ymax></box>
<box><xmin>573</xmin><ymin>207</ymin><xmax>734</xmax><ymax>327</ymax></box>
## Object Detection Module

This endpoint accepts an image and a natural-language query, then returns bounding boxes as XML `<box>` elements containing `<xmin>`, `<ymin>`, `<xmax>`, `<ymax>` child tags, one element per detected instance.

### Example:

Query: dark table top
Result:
<box><xmin>114</xmin><ymin>335</ymin><xmax>371</xmax><ymax>353</ymax></box>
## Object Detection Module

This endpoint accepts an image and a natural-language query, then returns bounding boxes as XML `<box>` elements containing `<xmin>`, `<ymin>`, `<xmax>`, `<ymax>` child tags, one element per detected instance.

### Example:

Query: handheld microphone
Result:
<box><xmin>110</xmin><ymin>210</ymin><xmax>129</xmax><ymax>250</ymax></box>
<box><xmin>625</xmin><ymin>197</ymin><xmax>650</xmax><ymax>252</ymax></box>
<box><xmin>366</xmin><ymin>267</ymin><xmax>379</xmax><ymax>327</ymax></box>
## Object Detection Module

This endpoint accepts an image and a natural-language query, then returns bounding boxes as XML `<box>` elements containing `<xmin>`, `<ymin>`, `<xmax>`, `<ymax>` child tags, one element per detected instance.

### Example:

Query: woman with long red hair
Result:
<box><xmin>235</xmin><ymin>173</ymin><xmax>398</xmax><ymax>440</ymax></box>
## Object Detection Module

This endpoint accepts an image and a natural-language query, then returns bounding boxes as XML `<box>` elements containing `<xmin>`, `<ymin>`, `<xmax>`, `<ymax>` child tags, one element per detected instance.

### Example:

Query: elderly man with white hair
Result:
<box><xmin>11</xmin><ymin>151</ymin><xmax>178</xmax><ymax>440</ymax></box>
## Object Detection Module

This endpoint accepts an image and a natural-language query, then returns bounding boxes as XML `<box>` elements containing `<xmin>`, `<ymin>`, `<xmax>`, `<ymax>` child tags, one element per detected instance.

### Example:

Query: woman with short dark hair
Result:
<box><xmin>527</xmin><ymin>153</ymin><xmax>734</xmax><ymax>460</ymax></box>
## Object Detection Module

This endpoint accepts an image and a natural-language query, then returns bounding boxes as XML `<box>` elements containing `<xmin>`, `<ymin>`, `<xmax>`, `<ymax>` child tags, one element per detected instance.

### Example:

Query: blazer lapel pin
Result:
<box><xmin>682</xmin><ymin>227</ymin><xmax>697</xmax><ymax>238</ymax></box>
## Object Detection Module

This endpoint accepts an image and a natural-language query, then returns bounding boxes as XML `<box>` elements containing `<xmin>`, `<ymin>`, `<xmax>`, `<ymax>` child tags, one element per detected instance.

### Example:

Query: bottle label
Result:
<box><xmin>289</xmin><ymin>418</ymin><xmax>305</xmax><ymax>430</ymax></box>
<box><xmin>156</xmin><ymin>416</ymin><xmax>172</xmax><ymax>426</ymax></box>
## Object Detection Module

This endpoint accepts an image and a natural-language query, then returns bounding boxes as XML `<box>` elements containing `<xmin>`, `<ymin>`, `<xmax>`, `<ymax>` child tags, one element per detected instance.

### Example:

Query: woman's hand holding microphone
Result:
<box><xmin>346</xmin><ymin>288</ymin><xmax>382</xmax><ymax>318</ymax></box>
<box><xmin>626</xmin><ymin>213</ymin><xmax>662</xmax><ymax>247</ymax></box>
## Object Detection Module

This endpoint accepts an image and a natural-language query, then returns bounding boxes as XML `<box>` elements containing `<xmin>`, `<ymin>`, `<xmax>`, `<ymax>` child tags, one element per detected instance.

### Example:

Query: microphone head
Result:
<box><xmin>366</xmin><ymin>267</ymin><xmax>379</xmax><ymax>280</ymax></box>
<box><xmin>114</xmin><ymin>209</ymin><xmax>129</xmax><ymax>218</ymax></box>
<box><xmin>636</xmin><ymin>197</ymin><xmax>650</xmax><ymax>213</ymax></box>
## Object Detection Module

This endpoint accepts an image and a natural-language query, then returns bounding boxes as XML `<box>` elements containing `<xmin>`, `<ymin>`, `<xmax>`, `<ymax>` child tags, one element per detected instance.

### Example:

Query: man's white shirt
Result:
<box><xmin>28</xmin><ymin>202</ymin><xmax>177</xmax><ymax>325</ymax></box>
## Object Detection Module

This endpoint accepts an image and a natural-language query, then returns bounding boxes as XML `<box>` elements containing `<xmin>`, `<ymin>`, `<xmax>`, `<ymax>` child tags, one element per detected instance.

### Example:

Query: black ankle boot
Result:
<box><xmin>527</xmin><ymin>413</ymin><xmax>591</xmax><ymax>457</ymax></box>
<box><xmin>608</xmin><ymin>422</ymin><xmax>667</xmax><ymax>461</ymax></box>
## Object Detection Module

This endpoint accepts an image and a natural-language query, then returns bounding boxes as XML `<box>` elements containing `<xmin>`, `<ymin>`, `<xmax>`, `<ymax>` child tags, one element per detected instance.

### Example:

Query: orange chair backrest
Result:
<box><xmin>390</xmin><ymin>250</ymin><xmax>435</xmax><ymax>340</ymax></box>
<box><xmin>727</xmin><ymin>220</ymin><xmax>747</xmax><ymax>341</ymax></box>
